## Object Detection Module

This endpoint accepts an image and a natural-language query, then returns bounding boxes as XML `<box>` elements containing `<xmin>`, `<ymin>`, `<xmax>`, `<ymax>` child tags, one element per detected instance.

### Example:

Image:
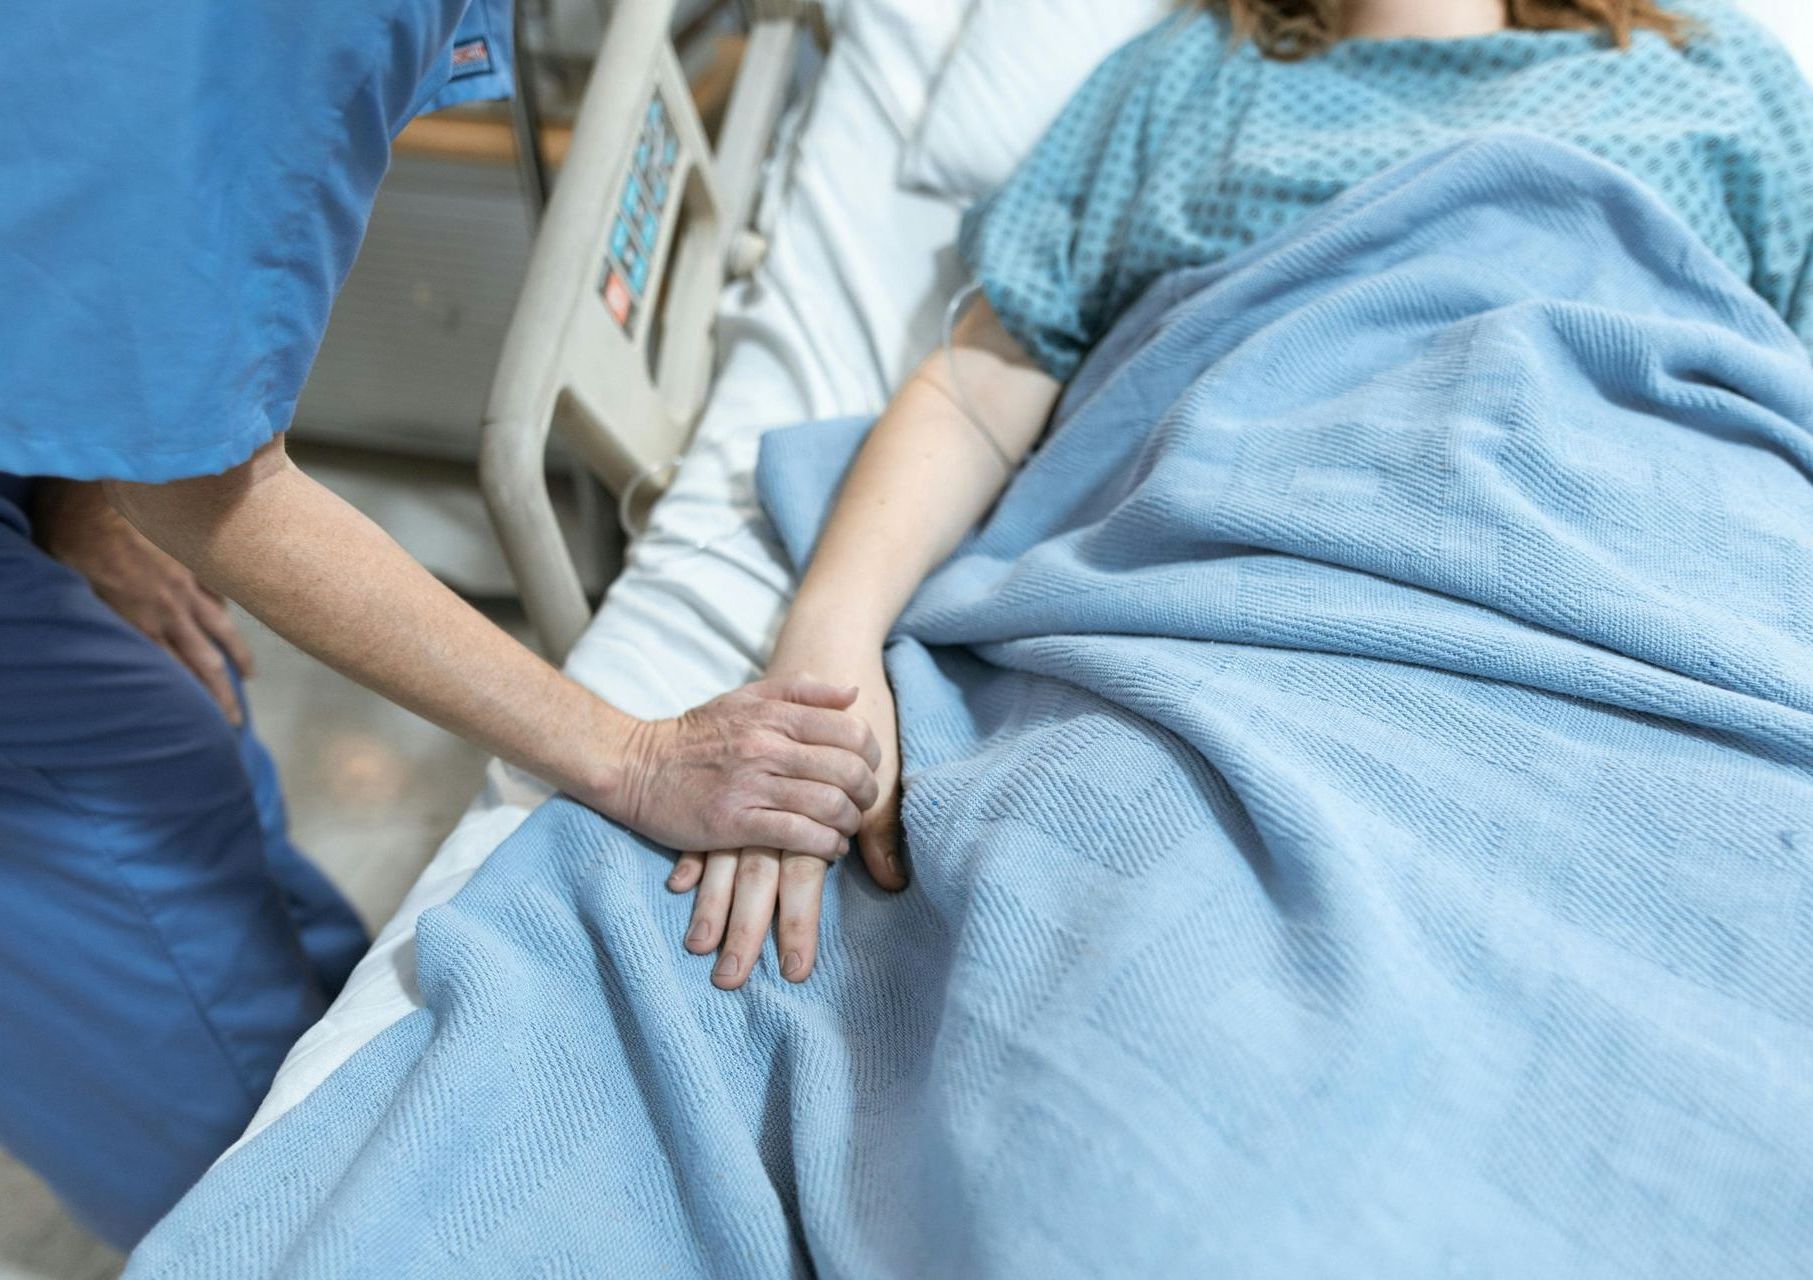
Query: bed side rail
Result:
<box><xmin>480</xmin><ymin>0</ymin><xmax>817</xmax><ymax>661</ymax></box>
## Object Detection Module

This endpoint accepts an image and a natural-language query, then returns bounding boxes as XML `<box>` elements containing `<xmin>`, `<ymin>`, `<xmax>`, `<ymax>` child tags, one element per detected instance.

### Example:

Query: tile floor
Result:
<box><xmin>0</xmin><ymin>602</ymin><xmax>527</xmax><ymax>1279</ymax></box>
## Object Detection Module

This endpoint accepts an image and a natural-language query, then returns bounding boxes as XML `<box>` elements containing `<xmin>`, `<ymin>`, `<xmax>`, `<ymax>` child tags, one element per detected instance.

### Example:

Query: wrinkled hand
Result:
<box><xmin>667</xmin><ymin>646</ymin><xmax>905</xmax><ymax>989</ymax></box>
<box><xmin>610</xmin><ymin>675</ymin><xmax>882</xmax><ymax>859</ymax></box>
<box><xmin>36</xmin><ymin>481</ymin><xmax>254</xmax><ymax>724</ymax></box>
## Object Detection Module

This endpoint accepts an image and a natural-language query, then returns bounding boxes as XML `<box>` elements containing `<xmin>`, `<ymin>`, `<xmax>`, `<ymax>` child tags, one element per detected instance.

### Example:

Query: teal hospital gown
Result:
<box><xmin>959</xmin><ymin>0</ymin><xmax>1813</xmax><ymax>381</ymax></box>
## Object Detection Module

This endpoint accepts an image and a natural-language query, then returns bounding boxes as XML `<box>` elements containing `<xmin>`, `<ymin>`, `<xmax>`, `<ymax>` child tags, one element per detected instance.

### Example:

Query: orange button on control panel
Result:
<box><xmin>603</xmin><ymin>271</ymin><xmax>633</xmax><ymax>328</ymax></box>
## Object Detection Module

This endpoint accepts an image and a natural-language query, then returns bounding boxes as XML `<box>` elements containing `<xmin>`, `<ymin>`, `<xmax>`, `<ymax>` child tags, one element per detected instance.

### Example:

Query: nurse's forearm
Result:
<box><xmin>108</xmin><ymin>440</ymin><xmax>636</xmax><ymax>808</ymax></box>
<box><xmin>111</xmin><ymin>439</ymin><xmax>885</xmax><ymax>858</ymax></box>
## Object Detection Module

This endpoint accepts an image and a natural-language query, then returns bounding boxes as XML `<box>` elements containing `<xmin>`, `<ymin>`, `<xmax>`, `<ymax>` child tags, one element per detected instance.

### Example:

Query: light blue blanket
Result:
<box><xmin>130</xmin><ymin>136</ymin><xmax>1813</xmax><ymax>1279</ymax></box>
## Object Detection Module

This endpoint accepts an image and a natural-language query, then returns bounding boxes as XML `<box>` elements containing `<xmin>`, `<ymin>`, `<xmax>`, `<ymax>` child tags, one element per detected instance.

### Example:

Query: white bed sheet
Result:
<box><xmin>239</xmin><ymin>6</ymin><xmax>969</xmax><ymax>1146</ymax></box>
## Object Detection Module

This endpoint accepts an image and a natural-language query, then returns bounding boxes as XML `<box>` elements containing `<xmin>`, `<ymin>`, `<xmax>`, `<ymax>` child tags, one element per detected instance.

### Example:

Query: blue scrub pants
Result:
<box><xmin>0</xmin><ymin>478</ymin><xmax>368</xmax><ymax>1248</ymax></box>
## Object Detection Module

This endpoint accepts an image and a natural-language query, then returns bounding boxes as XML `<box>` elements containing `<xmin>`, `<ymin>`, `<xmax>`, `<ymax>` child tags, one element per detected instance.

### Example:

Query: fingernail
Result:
<box><xmin>886</xmin><ymin>853</ymin><xmax>904</xmax><ymax>880</ymax></box>
<box><xmin>685</xmin><ymin>921</ymin><xmax>711</xmax><ymax>949</ymax></box>
<box><xmin>838</xmin><ymin>838</ymin><xmax>851</xmax><ymax>856</ymax></box>
<box><xmin>781</xmin><ymin>951</ymin><xmax>803</xmax><ymax>979</ymax></box>
<box><xmin>713</xmin><ymin>952</ymin><xmax>740</xmax><ymax>981</ymax></box>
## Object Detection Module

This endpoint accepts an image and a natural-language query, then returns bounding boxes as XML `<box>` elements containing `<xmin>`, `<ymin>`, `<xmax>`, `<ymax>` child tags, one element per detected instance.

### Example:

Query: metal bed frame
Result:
<box><xmin>480</xmin><ymin>0</ymin><xmax>819</xmax><ymax>662</ymax></box>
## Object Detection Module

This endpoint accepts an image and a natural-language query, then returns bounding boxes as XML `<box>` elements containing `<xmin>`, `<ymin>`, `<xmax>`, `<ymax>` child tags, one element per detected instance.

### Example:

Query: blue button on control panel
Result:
<box><xmin>599</xmin><ymin>89</ymin><xmax>682</xmax><ymax>333</ymax></box>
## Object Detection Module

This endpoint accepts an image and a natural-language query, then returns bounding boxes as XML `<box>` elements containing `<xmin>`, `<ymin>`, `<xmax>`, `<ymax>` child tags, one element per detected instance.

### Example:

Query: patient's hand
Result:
<box><xmin>667</xmin><ymin>646</ymin><xmax>906</xmax><ymax>989</ymax></box>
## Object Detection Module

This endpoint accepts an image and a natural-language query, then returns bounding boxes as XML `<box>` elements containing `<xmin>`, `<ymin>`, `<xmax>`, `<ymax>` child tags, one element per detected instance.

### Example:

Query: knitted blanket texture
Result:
<box><xmin>131</xmin><ymin>137</ymin><xmax>1813</xmax><ymax>1279</ymax></box>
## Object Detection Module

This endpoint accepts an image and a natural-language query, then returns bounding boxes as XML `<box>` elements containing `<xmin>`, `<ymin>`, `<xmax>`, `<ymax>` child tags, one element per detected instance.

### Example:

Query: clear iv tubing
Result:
<box><xmin>615</xmin><ymin>454</ymin><xmax>749</xmax><ymax>559</ymax></box>
<box><xmin>617</xmin><ymin>278</ymin><xmax>1008</xmax><ymax>544</ymax></box>
<box><xmin>617</xmin><ymin>455</ymin><xmax>679</xmax><ymax>541</ymax></box>
<box><xmin>941</xmin><ymin>279</ymin><xmax>1014</xmax><ymax>474</ymax></box>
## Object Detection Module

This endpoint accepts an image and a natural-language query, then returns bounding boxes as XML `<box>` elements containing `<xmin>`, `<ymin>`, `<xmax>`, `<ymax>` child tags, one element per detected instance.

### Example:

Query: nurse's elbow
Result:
<box><xmin>105</xmin><ymin>433</ymin><xmax>290</xmax><ymax>556</ymax></box>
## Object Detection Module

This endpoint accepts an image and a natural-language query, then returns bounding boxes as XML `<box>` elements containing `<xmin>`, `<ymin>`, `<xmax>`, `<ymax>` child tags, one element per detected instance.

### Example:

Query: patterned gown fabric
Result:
<box><xmin>128</xmin><ymin>138</ymin><xmax>1813</xmax><ymax>1278</ymax></box>
<box><xmin>961</xmin><ymin>0</ymin><xmax>1813</xmax><ymax>379</ymax></box>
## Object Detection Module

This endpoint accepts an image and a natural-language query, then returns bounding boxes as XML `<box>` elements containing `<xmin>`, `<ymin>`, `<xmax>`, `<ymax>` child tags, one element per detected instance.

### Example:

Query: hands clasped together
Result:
<box><xmin>603</xmin><ymin>295</ymin><xmax>1055</xmax><ymax>992</ymax></box>
<box><xmin>611</xmin><ymin>295</ymin><xmax>1057</xmax><ymax>991</ymax></box>
<box><xmin>617</xmin><ymin>638</ymin><xmax>905</xmax><ymax>991</ymax></box>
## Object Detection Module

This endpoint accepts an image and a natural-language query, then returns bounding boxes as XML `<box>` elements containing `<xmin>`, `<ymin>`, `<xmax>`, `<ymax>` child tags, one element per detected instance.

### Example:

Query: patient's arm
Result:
<box><xmin>671</xmin><ymin>297</ymin><xmax>1062</xmax><ymax>988</ymax></box>
<box><xmin>776</xmin><ymin>296</ymin><xmax>1061</xmax><ymax>672</ymax></box>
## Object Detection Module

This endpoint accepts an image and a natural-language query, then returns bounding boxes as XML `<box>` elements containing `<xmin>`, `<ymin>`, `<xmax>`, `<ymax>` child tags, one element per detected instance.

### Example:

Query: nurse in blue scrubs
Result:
<box><xmin>0</xmin><ymin>4</ymin><xmax>516</xmax><ymax>1247</ymax></box>
<box><xmin>0</xmin><ymin>0</ymin><xmax>879</xmax><ymax>1249</ymax></box>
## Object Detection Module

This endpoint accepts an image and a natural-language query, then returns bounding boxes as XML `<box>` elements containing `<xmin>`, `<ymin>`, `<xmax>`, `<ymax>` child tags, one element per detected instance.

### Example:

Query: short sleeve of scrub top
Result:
<box><xmin>0</xmin><ymin>0</ymin><xmax>513</xmax><ymax>484</ymax></box>
<box><xmin>411</xmin><ymin>0</ymin><xmax>516</xmax><ymax>117</ymax></box>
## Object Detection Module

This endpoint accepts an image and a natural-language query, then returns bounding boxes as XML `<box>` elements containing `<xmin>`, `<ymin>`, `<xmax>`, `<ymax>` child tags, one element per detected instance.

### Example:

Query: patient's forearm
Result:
<box><xmin>108</xmin><ymin>440</ymin><xmax>635</xmax><ymax>808</ymax></box>
<box><xmin>779</xmin><ymin>301</ymin><xmax>1060</xmax><ymax>652</ymax></box>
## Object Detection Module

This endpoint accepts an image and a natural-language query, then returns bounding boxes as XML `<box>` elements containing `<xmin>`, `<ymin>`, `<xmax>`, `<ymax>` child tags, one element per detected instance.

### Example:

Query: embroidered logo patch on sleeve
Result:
<box><xmin>449</xmin><ymin>38</ymin><xmax>493</xmax><ymax>80</ymax></box>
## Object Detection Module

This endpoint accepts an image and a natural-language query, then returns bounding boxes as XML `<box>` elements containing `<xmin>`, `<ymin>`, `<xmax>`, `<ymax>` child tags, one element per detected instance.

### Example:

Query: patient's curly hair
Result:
<box><xmin>1203</xmin><ymin>1</ymin><xmax>1689</xmax><ymax>60</ymax></box>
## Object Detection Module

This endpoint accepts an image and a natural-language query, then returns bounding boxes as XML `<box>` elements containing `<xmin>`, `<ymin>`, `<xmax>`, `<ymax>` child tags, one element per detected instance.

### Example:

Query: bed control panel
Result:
<box><xmin>599</xmin><ymin>92</ymin><xmax>682</xmax><ymax>335</ymax></box>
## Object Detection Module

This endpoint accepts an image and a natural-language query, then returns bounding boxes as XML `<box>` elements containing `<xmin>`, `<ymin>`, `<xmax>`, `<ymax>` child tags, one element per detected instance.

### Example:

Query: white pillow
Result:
<box><xmin>827</xmin><ymin>0</ymin><xmax>978</xmax><ymax>140</ymax></box>
<box><xmin>901</xmin><ymin>0</ymin><xmax>1813</xmax><ymax>203</ymax></box>
<box><xmin>898</xmin><ymin>0</ymin><xmax>1172</xmax><ymax>200</ymax></box>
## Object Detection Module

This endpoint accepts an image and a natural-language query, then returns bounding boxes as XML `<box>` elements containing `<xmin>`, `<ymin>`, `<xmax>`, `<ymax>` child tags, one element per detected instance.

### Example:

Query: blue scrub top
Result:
<box><xmin>0</xmin><ymin>0</ymin><xmax>513</xmax><ymax>484</ymax></box>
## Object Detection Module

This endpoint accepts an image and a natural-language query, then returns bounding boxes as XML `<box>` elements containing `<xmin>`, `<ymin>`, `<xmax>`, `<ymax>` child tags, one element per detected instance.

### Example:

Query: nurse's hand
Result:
<box><xmin>666</xmin><ymin>645</ymin><xmax>907</xmax><ymax>990</ymax></box>
<box><xmin>35</xmin><ymin>480</ymin><xmax>255</xmax><ymax>725</ymax></box>
<box><xmin>607</xmin><ymin>675</ymin><xmax>882</xmax><ymax>860</ymax></box>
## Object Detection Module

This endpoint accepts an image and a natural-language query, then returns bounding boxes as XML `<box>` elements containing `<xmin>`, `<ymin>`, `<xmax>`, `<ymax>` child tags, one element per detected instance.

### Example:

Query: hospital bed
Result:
<box><xmin>240</xmin><ymin>0</ymin><xmax>1813</xmax><ymax>1146</ymax></box>
<box><xmin>238</xmin><ymin>0</ymin><xmax>972</xmax><ymax>1142</ymax></box>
